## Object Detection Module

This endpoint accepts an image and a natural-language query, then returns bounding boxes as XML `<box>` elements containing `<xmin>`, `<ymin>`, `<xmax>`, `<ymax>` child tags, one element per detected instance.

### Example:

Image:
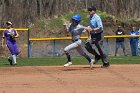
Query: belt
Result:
<box><xmin>90</xmin><ymin>30</ymin><xmax>103</xmax><ymax>35</ymax></box>
<box><xmin>72</xmin><ymin>39</ymin><xmax>79</xmax><ymax>42</ymax></box>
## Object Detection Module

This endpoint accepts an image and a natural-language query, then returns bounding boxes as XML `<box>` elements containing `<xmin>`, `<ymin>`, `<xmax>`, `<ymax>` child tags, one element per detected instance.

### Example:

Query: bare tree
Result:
<box><xmin>0</xmin><ymin>0</ymin><xmax>139</xmax><ymax>27</ymax></box>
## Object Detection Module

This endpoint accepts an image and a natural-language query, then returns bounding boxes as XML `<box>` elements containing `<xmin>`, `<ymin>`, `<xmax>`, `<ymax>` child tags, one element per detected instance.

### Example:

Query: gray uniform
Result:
<box><xmin>64</xmin><ymin>23</ymin><xmax>92</xmax><ymax>62</ymax></box>
<box><xmin>64</xmin><ymin>23</ymin><xmax>86</xmax><ymax>55</ymax></box>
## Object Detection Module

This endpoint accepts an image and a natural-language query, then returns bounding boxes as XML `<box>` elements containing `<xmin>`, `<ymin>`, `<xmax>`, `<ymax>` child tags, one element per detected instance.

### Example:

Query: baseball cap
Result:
<box><xmin>6</xmin><ymin>21</ymin><xmax>12</xmax><ymax>25</ymax></box>
<box><xmin>118</xmin><ymin>26</ymin><xmax>121</xmax><ymax>28</ymax></box>
<box><xmin>88</xmin><ymin>6</ymin><xmax>96</xmax><ymax>11</ymax></box>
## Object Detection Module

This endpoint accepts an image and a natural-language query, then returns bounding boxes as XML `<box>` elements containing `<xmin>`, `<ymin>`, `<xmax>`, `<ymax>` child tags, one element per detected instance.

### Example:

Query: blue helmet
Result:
<box><xmin>72</xmin><ymin>14</ymin><xmax>81</xmax><ymax>23</ymax></box>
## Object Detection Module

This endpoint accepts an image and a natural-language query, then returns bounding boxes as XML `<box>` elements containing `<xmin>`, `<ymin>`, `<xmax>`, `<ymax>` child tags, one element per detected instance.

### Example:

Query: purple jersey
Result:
<box><xmin>4</xmin><ymin>29</ymin><xmax>19</xmax><ymax>55</ymax></box>
<box><xmin>4</xmin><ymin>29</ymin><xmax>16</xmax><ymax>42</ymax></box>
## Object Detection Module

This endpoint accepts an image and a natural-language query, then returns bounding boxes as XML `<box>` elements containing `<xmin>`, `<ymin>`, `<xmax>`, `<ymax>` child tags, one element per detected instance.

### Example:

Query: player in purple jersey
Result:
<box><xmin>1</xmin><ymin>21</ymin><xmax>20</xmax><ymax>65</ymax></box>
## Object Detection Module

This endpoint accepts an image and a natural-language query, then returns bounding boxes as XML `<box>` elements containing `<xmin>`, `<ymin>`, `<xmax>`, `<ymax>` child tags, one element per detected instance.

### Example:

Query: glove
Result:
<box><xmin>10</xmin><ymin>32</ymin><xmax>15</xmax><ymax>39</ymax></box>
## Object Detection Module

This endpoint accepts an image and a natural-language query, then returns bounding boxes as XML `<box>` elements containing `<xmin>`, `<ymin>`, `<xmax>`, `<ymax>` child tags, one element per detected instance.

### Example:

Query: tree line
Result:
<box><xmin>0</xmin><ymin>0</ymin><xmax>139</xmax><ymax>27</ymax></box>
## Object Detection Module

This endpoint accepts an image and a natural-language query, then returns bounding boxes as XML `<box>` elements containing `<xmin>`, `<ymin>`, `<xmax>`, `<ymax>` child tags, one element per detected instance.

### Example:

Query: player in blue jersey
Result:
<box><xmin>63</xmin><ymin>14</ymin><xmax>94</xmax><ymax>68</ymax></box>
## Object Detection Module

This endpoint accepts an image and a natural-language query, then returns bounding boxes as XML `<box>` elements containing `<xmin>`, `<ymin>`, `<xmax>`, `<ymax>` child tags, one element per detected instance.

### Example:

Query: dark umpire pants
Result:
<box><xmin>85</xmin><ymin>32</ymin><xmax>108</xmax><ymax>64</ymax></box>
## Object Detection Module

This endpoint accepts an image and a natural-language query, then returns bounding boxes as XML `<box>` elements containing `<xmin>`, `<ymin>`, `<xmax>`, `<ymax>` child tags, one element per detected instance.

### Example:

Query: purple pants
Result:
<box><xmin>7</xmin><ymin>41</ymin><xmax>19</xmax><ymax>55</ymax></box>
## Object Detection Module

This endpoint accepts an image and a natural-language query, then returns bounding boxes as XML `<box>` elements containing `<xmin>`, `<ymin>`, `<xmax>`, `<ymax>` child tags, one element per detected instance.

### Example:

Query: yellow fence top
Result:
<box><xmin>29</xmin><ymin>37</ymin><xmax>73</xmax><ymax>41</ymax></box>
<box><xmin>104</xmin><ymin>35</ymin><xmax>140</xmax><ymax>38</ymax></box>
<box><xmin>29</xmin><ymin>35</ymin><xmax>140</xmax><ymax>41</ymax></box>
<box><xmin>0</xmin><ymin>28</ymin><xmax>29</xmax><ymax>31</ymax></box>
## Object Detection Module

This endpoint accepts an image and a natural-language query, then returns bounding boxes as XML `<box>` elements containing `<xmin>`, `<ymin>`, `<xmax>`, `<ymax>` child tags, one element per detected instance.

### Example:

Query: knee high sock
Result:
<box><xmin>12</xmin><ymin>55</ymin><xmax>17</xmax><ymax>64</ymax></box>
<box><xmin>65</xmin><ymin>52</ymin><xmax>71</xmax><ymax>62</ymax></box>
<box><xmin>8</xmin><ymin>55</ymin><xmax>13</xmax><ymax>60</ymax></box>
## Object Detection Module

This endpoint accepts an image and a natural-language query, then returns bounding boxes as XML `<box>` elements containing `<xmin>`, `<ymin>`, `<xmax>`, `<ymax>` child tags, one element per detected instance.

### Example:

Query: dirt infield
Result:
<box><xmin>0</xmin><ymin>64</ymin><xmax>140</xmax><ymax>93</ymax></box>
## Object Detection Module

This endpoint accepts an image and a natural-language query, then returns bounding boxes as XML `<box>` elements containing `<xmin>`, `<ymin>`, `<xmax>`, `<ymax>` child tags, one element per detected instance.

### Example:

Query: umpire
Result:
<box><xmin>85</xmin><ymin>6</ymin><xmax>110</xmax><ymax>68</ymax></box>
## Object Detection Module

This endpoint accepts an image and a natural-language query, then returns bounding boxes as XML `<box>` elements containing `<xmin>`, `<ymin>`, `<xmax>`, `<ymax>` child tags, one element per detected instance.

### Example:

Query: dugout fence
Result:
<box><xmin>29</xmin><ymin>35</ymin><xmax>140</xmax><ymax>58</ymax></box>
<box><xmin>1</xmin><ymin>28</ymin><xmax>140</xmax><ymax>58</ymax></box>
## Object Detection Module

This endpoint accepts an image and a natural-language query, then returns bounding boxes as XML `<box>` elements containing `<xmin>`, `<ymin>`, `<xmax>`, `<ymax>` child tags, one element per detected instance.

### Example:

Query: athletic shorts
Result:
<box><xmin>116</xmin><ymin>41</ymin><xmax>125</xmax><ymax>49</ymax></box>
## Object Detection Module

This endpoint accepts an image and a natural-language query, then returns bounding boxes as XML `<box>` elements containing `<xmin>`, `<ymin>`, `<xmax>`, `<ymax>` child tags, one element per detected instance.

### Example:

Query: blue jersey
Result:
<box><xmin>138</xmin><ymin>29</ymin><xmax>140</xmax><ymax>48</ymax></box>
<box><xmin>66</xmin><ymin>23</ymin><xmax>86</xmax><ymax>41</ymax></box>
<box><xmin>130</xmin><ymin>30</ymin><xmax>139</xmax><ymax>42</ymax></box>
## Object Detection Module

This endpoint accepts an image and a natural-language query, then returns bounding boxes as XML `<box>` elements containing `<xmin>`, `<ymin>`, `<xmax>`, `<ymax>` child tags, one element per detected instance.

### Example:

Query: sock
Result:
<box><xmin>12</xmin><ymin>55</ymin><xmax>17</xmax><ymax>64</ymax></box>
<box><xmin>8</xmin><ymin>55</ymin><xmax>13</xmax><ymax>60</ymax></box>
<box><xmin>66</xmin><ymin>54</ymin><xmax>71</xmax><ymax>62</ymax></box>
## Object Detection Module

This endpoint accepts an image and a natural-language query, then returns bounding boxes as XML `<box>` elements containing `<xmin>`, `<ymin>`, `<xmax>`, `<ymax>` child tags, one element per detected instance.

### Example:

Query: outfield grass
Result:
<box><xmin>0</xmin><ymin>56</ymin><xmax>140</xmax><ymax>67</ymax></box>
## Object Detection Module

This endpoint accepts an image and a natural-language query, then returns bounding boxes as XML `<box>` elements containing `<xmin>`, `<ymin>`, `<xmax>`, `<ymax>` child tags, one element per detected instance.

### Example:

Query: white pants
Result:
<box><xmin>64</xmin><ymin>40</ymin><xmax>86</xmax><ymax>56</ymax></box>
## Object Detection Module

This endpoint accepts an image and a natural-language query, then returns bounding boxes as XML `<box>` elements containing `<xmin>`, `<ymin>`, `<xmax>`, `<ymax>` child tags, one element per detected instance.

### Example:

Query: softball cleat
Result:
<box><xmin>90</xmin><ymin>59</ymin><xmax>95</xmax><ymax>69</ymax></box>
<box><xmin>64</xmin><ymin>62</ymin><xmax>72</xmax><ymax>67</ymax></box>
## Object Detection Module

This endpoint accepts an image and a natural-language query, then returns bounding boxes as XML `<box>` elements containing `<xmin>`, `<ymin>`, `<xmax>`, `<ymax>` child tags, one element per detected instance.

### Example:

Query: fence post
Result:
<box><xmin>53</xmin><ymin>40</ymin><xmax>56</xmax><ymax>57</ymax></box>
<box><xmin>28</xmin><ymin>29</ymin><xmax>31</xmax><ymax>58</ymax></box>
<box><xmin>105</xmin><ymin>38</ymin><xmax>109</xmax><ymax>56</ymax></box>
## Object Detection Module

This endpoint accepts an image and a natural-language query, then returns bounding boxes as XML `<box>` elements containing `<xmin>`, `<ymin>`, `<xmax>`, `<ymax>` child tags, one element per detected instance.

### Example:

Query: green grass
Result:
<box><xmin>0</xmin><ymin>56</ymin><xmax>140</xmax><ymax>67</ymax></box>
<box><xmin>30</xmin><ymin>9</ymin><xmax>139</xmax><ymax>38</ymax></box>
<box><xmin>30</xmin><ymin>9</ymin><xmax>117</xmax><ymax>37</ymax></box>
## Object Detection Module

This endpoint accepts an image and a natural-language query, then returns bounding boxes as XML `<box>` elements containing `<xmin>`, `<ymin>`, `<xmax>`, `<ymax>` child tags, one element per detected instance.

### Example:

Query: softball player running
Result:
<box><xmin>1</xmin><ymin>21</ymin><xmax>20</xmax><ymax>65</ymax></box>
<box><xmin>63</xmin><ymin>14</ymin><xmax>94</xmax><ymax>68</ymax></box>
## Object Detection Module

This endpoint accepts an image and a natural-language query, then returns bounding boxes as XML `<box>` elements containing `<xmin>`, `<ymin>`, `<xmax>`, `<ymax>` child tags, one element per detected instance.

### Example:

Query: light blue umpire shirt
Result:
<box><xmin>89</xmin><ymin>13</ymin><xmax>103</xmax><ymax>34</ymax></box>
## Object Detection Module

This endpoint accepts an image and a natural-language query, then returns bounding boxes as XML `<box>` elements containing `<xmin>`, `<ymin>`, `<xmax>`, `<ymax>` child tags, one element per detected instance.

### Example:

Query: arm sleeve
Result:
<box><xmin>77</xmin><ymin>25</ymin><xmax>87</xmax><ymax>34</ymax></box>
<box><xmin>79</xmin><ymin>25</ymin><xmax>87</xmax><ymax>32</ymax></box>
<box><xmin>96</xmin><ymin>17</ymin><xmax>103</xmax><ymax>29</ymax></box>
